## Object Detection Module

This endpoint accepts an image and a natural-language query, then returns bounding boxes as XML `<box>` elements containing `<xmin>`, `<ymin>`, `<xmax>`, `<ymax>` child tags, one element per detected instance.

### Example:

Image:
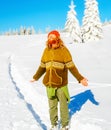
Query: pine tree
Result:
<box><xmin>20</xmin><ymin>26</ymin><xmax>25</xmax><ymax>35</ymax></box>
<box><xmin>82</xmin><ymin>0</ymin><xmax>103</xmax><ymax>43</ymax></box>
<box><xmin>31</xmin><ymin>26</ymin><xmax>36</xmax><ymax>34</ymax></box>
<box><xmin>45</xmin><ymin>26</ymin><xmax>51</xmax><ymax>33</ymax></box>
<box><xmin>64</xmin><ymin>0</ymin><xmax>81</xmax><ymax>43</ymax></box>
<box><xmin>25</xmin><ymin>27</ymin><xmax>31</xmax><ymax>35</ymax></box>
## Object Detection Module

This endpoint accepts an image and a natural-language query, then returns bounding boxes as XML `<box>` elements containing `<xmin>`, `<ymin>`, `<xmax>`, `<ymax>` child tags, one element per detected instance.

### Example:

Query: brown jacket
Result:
<box><xmin>33</xmin><ymin>46</ymin><xmax>84</xmax><ymax>88</ymax></box>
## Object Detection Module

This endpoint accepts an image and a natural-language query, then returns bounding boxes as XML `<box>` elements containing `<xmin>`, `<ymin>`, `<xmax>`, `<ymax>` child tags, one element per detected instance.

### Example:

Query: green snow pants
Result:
<box><xmin>48</xmin><ymin>87</ymin><xmax>69</xmax><ymax>127</ymax></box>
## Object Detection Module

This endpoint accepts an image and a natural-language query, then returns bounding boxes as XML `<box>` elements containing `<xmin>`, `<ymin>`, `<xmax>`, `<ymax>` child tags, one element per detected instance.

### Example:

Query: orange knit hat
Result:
<box><xmin>48</xmin><ymin>30</ymin><xmax>60</xmax><ymax>38</ymax></box>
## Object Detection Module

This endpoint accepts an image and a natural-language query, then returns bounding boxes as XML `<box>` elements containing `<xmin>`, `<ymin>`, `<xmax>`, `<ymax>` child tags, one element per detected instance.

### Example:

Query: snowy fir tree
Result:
<box><xmin>31</xmin><ymin>26</ymin><xmax>36</xmax><ymax>34</ymax></box>
<box><xmin>25</xmin><ymin>27</ymin><xmax>31</xmax><ymax>35</ymax></box>
<box><xmin>64</xmin><ymin>0</ymin><xmax>81</xmax><ymax>43</ymax></box>
<box><xmin>45</xmin><ymin>26</ymin><xmax>51</xmax><ymax>33</ymax></box>
<box><xmin>81</xmin><ymin>0</ymin><xmax>103</xmax><ymax>43</ymax></box>
<box><xmin>20</xmin><ymin>26</ymin><xmax>25</xmax><ymax>35</ymax></box>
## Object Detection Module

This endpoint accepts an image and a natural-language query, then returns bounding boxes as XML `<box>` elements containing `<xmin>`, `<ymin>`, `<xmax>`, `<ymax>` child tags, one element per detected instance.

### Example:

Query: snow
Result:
<box><xmin>0</xmin><ymin>24</ymin><xmax>111</xmax><ymax>130</ymax></box>
<box><xmin>82</xmin><ymin>0</ymin><xmax>102</xmax><ymax>42</ymax></box>
<box><xmin>65</xmin><ymin>0</ymin><xmax>82</xmax><ymax>43</ymax></box>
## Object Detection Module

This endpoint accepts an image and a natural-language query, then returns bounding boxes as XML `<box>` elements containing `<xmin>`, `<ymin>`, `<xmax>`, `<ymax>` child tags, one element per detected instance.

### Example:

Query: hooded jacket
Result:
<box><xmin>33</xmin><ymin>46</ymin><xmax>84</xmax><ymax>88</ymax></box>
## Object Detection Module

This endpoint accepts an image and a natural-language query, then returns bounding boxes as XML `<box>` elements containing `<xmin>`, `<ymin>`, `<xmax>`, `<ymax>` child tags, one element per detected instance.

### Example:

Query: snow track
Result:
<box><xmin>8</xmin><ymin>55</ymin><xmax>48</xmax><ymax>130</ymax></box>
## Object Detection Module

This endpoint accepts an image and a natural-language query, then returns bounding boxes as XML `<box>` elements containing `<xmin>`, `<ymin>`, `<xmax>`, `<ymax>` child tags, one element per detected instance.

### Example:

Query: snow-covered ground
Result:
<box><xmin>0</xmin><ymin>24</ymin><xmax>111</xmax><ymax>130</ymax></box>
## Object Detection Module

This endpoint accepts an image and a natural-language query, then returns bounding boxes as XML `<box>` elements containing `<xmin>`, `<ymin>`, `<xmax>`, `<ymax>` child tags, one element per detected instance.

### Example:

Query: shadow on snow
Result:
<box><xmin>8</xmin><ymin>57</ymin><xmax>99</xmax><ymax>130</ymax></box>
<box><xmin>68</xmin><ymin>90</ymin><xmax>99</xmax><ymax>118</ymax></box>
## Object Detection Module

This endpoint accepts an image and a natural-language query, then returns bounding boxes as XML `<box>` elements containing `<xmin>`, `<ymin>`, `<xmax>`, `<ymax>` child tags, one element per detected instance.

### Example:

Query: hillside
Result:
<box><xmin>0</xmin><ymin>24</ymin><xmax>111</xmax><ymax>130</ymax></box>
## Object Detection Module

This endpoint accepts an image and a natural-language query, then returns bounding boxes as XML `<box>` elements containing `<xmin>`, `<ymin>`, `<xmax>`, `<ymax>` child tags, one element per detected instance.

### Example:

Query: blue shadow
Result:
<box><xmin>68</xmin><ymin>90</ymin><xmax>99</xmax><ymax>118</ymax></box>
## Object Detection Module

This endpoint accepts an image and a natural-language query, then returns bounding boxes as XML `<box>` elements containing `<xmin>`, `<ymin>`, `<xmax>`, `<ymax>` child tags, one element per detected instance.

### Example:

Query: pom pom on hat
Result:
<box><xmin>48</xmin><ymin>30</ymin><xmax>60</xmax><ymax>37</ymax></box>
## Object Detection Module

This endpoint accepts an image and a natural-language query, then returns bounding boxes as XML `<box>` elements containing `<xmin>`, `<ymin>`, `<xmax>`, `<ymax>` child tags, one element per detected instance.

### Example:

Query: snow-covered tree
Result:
<box><xmin>37</xmin><ymin>29</ymin><xmax>42</xmax><ymax>34</ymax></box>
<box><xmin>20</xmin><ymin>26</ymin><xmax>25</xmax><ymax>35</ymax></box>
<box><xmin>12</xmin><ymin>29</ymin><xmax>18</xmax><ymax>35</ymax></box>
<box><xmin>25</xmin><ymin>27</ymin><xmax>31</xmax><ymax>35</ymax></box>
<box><xmin>82</xmin><ymin>0</ymin><xmax>103</xmax><ymax>43</ymax></box>
<box><xmin>31</xmin><ymin>26</ymin><xmax>36</xmax><ymax>34</ymax></box>
<box><xmin>64</xmin><ymin>0</ymin><xmax>81</xmax><ymax>43</ymax></box>
<box><xmin>45</xmin><ymin>26</ymin><xmax>51</xmax><ymax>33</ymax></box>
